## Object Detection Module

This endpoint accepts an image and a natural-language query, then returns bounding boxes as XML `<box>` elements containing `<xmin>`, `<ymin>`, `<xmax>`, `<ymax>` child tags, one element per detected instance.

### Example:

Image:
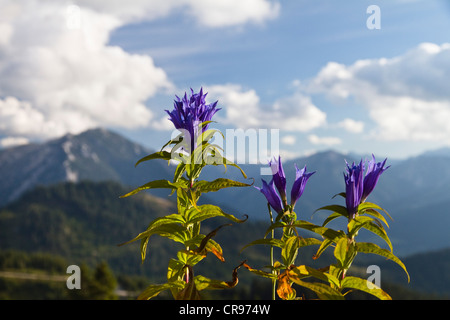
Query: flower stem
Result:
<box><xmin>268</xmin><ymin>203</ymin><xmax>276</xmax><ymax>300</ymax></box>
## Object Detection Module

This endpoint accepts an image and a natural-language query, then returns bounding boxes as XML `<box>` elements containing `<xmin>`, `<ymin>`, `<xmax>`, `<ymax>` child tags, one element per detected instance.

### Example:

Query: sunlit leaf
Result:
<box><xmin>288</xmin><ymin>265</ymin><xmax>340</xmax><ymax>288</ymax></box>
<box><xmin>135</xmin><ymin>151</ymin><xmax>172</xmax><ymax>167</ymax></box>
<box><xmin>355</xmin><ymin>242</ymin><xmax>410</xmax><ymax>282</ymax></box>
<box><xmin>341</xmin><ymin>276</ymin><xmax>392</xmax><ymax>300</ymax></box>
<box><xmin>120</xmin><ymin>180</ymin><xmax>188</xmax><ymax>198</ymax></box>
<box><xmin>358</xmin><ymin>202</ymin><xmax>393</xmax><ymax>221</ymax></box>
<box><xmin>193</xmin><ymin>178</ymin><xmax>252</xmax><ymax>194</ymax></box>
<box><xmin>290</xmin><ymin>278</ymin><xmax>344</xmax><ymax>300</ymax></box>
<box><xmin>137</xmin><ymin>281</ymin><xmax>186</xmax><ymax>300</ymax></box>
<box><xmin>185</xmin><ymin>204</ymin><xmax>247</xmax><ymax>225</ymax></box>
<box><xmin>281</xmin><ymin>236</ymin><xmax>301</xmax><ymax>267</ymax></box>
<box><xmin>314</xmin><ymin>204</ymin><xmax>349</xmax><ymax>219</ymax></box>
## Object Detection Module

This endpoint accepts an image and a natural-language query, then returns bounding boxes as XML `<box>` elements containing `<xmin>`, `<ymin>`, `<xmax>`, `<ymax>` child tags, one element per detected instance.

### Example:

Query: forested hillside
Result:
<box><xmin>0</xmin><ymin>180</ymin><xmax>446</xmax><ymax>299</ymax></box>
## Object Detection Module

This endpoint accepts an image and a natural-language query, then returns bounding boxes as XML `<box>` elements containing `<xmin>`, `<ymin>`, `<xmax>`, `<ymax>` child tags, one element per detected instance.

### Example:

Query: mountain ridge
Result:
<box><xmin>1</xmin><ymin>128</ymin><xmax>449</xmax><ymax>256</ymax></box>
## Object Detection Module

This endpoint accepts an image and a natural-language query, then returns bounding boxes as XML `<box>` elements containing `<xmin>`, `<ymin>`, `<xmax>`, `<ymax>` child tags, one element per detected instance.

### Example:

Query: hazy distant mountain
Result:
<box><xmin>0</xmin><ymin>128</ymin><xmax>449</xmax><ymax>256</ymax></box>
<box><xmin>0</xmin><ymin>128</ymin><xmax>172</xmax><ymax>207</ymax></box>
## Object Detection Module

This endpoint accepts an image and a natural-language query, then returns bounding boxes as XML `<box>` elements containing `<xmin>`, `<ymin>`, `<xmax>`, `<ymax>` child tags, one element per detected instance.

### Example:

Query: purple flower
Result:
<box><xmin>269</xmin><ymin>156</ymin><xmax>287</xmax><ymax>203</ymax></box>
<box><xmin>165</xmin><ymin>88</ymin><xmax>220</xmax><ymax>152</ymax></box>
<box><xmin>256</xmin><ymin>156</ymin><xmax>315</xmax><ymax>215</ymax></box>
<box><xmin>256</xmin><ymin>179</ymin><xmax>284</xmax><ymax>215</ymax></box>
<box><xmin>291</xmin><ymin>164</ymin><xmax>315</xmax><ymax>208</ymax></box>
<box><xmin>344</xmin><ymin>160</ymin><xmax>365</xmax><ymax>220</ymax></box>
<box><xmin>361</xmin><ymin>154</ymin><xmax>390</xmax><ymax>202</ymax></box>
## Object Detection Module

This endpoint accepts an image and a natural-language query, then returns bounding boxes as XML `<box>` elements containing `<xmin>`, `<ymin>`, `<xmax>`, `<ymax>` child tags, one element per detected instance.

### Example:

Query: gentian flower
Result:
<box><xmin>344</xmin><ymin>160</ymin><xmax>365</xmax><ymax>220</ymax></box>
<box><xmin>256</xmin><ymin>156</ymin><xmax>315</xmax><ymax>215</ymax></box>
<box><xmin>291</xmin><ymin>164</ymin><xmax>315</xmax><ymax>208</ymax></box>
<box><xmin>269</xmin><ymin>156</ymin><xmax>287</xmax><ymax>204</ymax></box>
<box><xmin>361</xmin><ymin>154</ymin><xmax>389</xmax><ymax>202</ymax></box>
<box><xmin>165</xmin><ymin>88</ymin><xmax>220</xmax><ymax>152</ymax></box>
<box><xmin>256</xmin><ymin>179</ymin><xmax>284</xmax><ymax>215</ymax></box>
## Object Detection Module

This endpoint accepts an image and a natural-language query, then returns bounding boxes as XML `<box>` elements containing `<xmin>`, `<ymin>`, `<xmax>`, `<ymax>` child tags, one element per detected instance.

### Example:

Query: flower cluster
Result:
<box><xmin>165</xmin><ymin>88</ymin><xmax>220</xmax><ymax>152</ymax></box>
<box><xmin>256</xmin><ymin>156</ymin><xmax>315</xmax><ymax>215</ymax></box>
<box><xmin>344</xmin><ymin>155</ymin><xmax>389</xmax><ymax>219</ymax></box>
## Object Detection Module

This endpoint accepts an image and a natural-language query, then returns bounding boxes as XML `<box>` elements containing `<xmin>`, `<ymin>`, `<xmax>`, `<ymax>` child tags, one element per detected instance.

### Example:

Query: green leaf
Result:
<box><xmin>266</xmin><ymin>220</ymin><xmax>346</xmax><ymax>244</ymax></box>
<box><xmin>243</xmin><ymin>262</ymin><xmax>277</xmax><ymax>279</ymax></box>
<box><xmin>334</xmin><ymin>237</ymin><xmax>349</xmax><ymax>268</ymax></box>
<box><xmin>290</xmin><ymin>278</ymin><xmax>344</xmax><ymax>300</ymax></box>
<box><xmin>314</xmin><ymin>204</ymin><xmax>349</xmax><ymax>218</ymax></box>
<box><xmin>240</xmin><ymin>238</ymin><xmax>284</xmax><ymax>252</ymax></box>
<box><xmin>313</xmin><ymin>238</ymin><xmax>333</xmax><ymax>260</ymax></box>
<box><xmin>361</xmin><ymin>208</ymin><xmax>390</xmax><ymax>228</ymax></box>
<box><xmin>362</xmin><ymin>221</ymin><xmax>393</xmax><ymax>252</ymax></box>
<box><xmin>194</xmin><ymin>260</ymin><xmax>245</xmax><ymax>291</ymax></box>
<box><xmin>135</xmin><ymin>151</ymin><xmax>172</xmax><ymax>167</ymax></box>
<box><xmin>185</xmin><ymin>204</ymin><xmax>247</xmax><ymax>225</ymax></box>
<box><xmin>341</xmin><ymin>276</ymin><xmax>391</xmax><ymax>300</ymax></box>
<box><xmin>120</xmin><ymin>179</ymin><xmax>188</xmax><ymax>198</ymax></box>
<box><xmin>347</xmin><ymin>216</ymin><xmax>374</xmax><ymax>237</ymax></box>
<box><xmin>358</xmin><ymin>202</ymin><xmax>393</xmax><ymax>221</ymax></box>
<box><xmin>281</xmin><ymin>236</ymin><xmax>300</xmax><ymax>267</ymax></box>
<box><xmin>193</xmin><ymin>178</ymin><xmax>252</xmax><ymax>194</ymax></box>
<box><xmin>137</xmin><ymin>281</ymin><xmax>186</xmax><ymax>300</ymax></box>
<box><xmin>322</xmin><ymin>212</ymin><xmax>344</xmax><ymax>227</ymax></box>
<box><xmin>355</xmin><ymin>242</ymin><xmax>410</xmax><ymax>282</ymax></box>
<box><xmin>173</xmin><ymin>162</ymin><xmax>187</xmax><ymax>183</ymax></box>
<box><xmin>119</xmin><ymin>222</ymin><xmax>189</xmax><ymax>260</ymax></box>
<box><xmin>289</xmin><ymin>265</ymin><xmax>341</xmax><ymax>288</ymax></box>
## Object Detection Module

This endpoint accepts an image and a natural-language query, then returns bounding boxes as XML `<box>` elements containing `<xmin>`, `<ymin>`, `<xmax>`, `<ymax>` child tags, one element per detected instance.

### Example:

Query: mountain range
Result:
<box><xmin>1</xmin><ymin>128</ymin><xmax>449</xmax><ymax>257</ymax></box>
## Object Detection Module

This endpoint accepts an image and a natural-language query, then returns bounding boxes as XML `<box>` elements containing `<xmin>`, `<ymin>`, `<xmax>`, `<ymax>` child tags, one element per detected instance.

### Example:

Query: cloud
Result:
<box><xmin>0</xmin><ymin>0</ymin><xmax>173</xmax><ymax>144</ymax></box>
<box><xmin>281</xmin><ymin>135</ymin><xmax>296</xmax><ymax>145</ymax></box>
<box><xmin>337</xmin><ymin>118</ymin><xmax>365</xmax><ymax>134</ymax></box>
<box><xmin>0</xmin><ymin>0</ymin><xmax>281</xmax><ymax>147</ymax></box>
<box><xmin>205</xmin><ymin>84</ymin><xmax>327</xmax><ymax>131</ymax></box>
<box><xmin>308</xmin><ymin>134</ymin><xmax>342</xmax><ymax>146</ymax></box>
<box><xmin>76</xmin><ymin>0</ymin><xmax>280</xmax><ymax>27</ymax></box>
<box><xmin>308</xmin><ymin>42</ymin><xmax>450</xmax><ymax>142</ymax></box>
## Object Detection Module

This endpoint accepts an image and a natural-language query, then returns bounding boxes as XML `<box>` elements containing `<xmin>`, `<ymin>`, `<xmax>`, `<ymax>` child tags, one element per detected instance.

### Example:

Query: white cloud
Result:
<box><xmin>0</xmin><ymin>0</ymin><xmax>173</xmax><ymax>145</ymax></box>
<box><xmin>206</xmin><ymin>84</ymin><xmax>327</xmax><ymax>131</ymax></box>
<box><xmin>0</xmin><ymin>0</ymin><xmax>281</xmax><ymax>147</ymax></box>
<box><xmin>76</xmin><ymin>0</ymin><xmax>280</xmax><ymax>27</ymax></box>
<box><xmin>308</xmin><ymin>42</ymin><xmax>450</xmax><ymax>142</ymax></box>
<box><xmin>281</xmin><ymin>135</ymin><xmax>296</xmax><ymax>145</ymax></box>
<box><xmin>308</xmin><ymin>134</ymin><xmax>342</xmax><ymax>146</ymax></box>
<box><xmin>337</xmin><ymin>118</ymin><xmax>365</xmax><ymax>134</ymax></box>
<box><xmin>186</xmin><ymin>0</ymin><xmax>280</xmax><ymax>28</ymax></box>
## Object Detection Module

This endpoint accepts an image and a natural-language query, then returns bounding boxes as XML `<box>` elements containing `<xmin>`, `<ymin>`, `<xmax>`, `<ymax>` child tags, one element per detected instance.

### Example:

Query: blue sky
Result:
<box><xmin>1</xmin><ymin>0</ymin><xmax>450</xmax><ymax>161</ymax></box>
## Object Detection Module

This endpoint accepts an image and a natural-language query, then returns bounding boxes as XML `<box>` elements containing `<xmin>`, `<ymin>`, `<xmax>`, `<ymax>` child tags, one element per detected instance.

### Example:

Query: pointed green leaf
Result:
<box><xmin>120</xmin><ymin>179</ymin><xmax>188</xmax><ymax>198</ymax></box>
<box><xmin>137</xmin><ymin>281</ymin><xmax>186</xmax><ymax>300</ymax></box>
<box><xmin>314</xmin><ymin>238</ymin><xmax>333</xmax><ymax>260</ymax></box>
<box><xmin>355</xmin><ymin>242</ymin><xmax>410</xmax><ymax>282</ymax></box>
<box><xmin>193</xmin><ymin>178</ymin><xmax>252</xmax><ymax>193</ymax></box>
<box><xmin>266</xmin><ymin>220</ymin><xmax>346</xmax><ymax>244</ymax></box>
<box><xmin>185</xmin><ymin>204</ymin><xmax>247</xmax><ymax>225</ymax></box>
<box><xmin>363</xmin><ymin>221</ymin><xmax>393</xmax><ymax>252</ymax></box>
<box><xmin>290</xmin><ymin>278</ymin><xmax>344</xmax><ymax>300</ymax></box>
<box><xmin>135</xmin><ymin>151</ymin><xmax>172</xmax><ymax>167</ymax></box>
<box><xmin>289</xmin><ymin>265</ymin><xmax>341</xmax><ymax>288</ymax></box>
<box><xmin>281</xmin><ymin>236</ymin><xmax>301</xmax><ymax>267</ymax></box>
<box><xmin>361</xmin><ymin>208</ymin><xmax>390</xmax><ymax>228</ymax></box>
<box><xmin>341</xmin><ymin>276</ymin><xmax>391</xmax><ymax>300</ymax></box>
<box><xmin>334</xmin><ymin>237</ymin><xmax>349</xmax><ymax>268</ymax></box>
<box><xmin>358</xmin><ymin>202</ymin><xmax>393</xmax><ymax>221</ymax></box>
<box><xmin>348</xmin><ymin>216</ymin><xmax>374</xmax><ymax>237</ymax></box>
<box><xmin>119</xmin><ymin>222</ymin><xmax>189</xmax><ymax>251</ymax></box>
<box><xmin>314</xmin><ymin>204</ymin><xmax>349</xmax><ymax>218</ymax></box>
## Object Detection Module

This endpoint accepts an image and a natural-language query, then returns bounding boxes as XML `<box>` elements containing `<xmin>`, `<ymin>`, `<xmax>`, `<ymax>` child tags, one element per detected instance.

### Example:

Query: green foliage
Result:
<box><xmin>243</xmin><ymin>176</ymin><xmax>409</xmax><ymax>300</ymax></box>
<box><xmin>120</xmin><ymin>121</ymin><xmax>251</xmax><ymax>299</ymax></box>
